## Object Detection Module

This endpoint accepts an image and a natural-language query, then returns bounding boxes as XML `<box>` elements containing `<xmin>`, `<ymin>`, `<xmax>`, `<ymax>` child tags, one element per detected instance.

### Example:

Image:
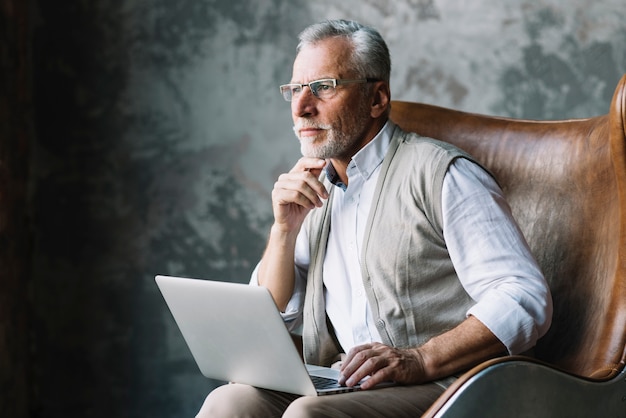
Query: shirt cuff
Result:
<box><xmin>249</xmin><ymin>263</ymin><xmax>303</xmax><ymax>333</ymax></box>
<box><xmin>467</xmin><ymin>290</ymin><xmax>540</xmax><ymax>355</ymax></box>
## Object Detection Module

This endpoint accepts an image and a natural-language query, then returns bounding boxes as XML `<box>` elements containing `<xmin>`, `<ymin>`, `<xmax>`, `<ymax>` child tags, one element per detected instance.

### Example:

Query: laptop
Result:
<box><xmin>155</xmin><ymin>275</ymin><xmax>367</xmax><ymax>396</ymax></box>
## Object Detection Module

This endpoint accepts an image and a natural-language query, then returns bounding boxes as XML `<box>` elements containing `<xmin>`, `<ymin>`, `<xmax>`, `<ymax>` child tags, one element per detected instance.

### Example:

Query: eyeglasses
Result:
<box><xmin>279</xmin><ymin>78</ymin><xmax>380</xmax><ymax>102</ymax></box>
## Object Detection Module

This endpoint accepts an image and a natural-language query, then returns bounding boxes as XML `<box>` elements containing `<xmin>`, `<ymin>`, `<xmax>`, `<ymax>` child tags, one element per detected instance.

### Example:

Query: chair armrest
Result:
<box><xmin>424</xmin><ymin>356</ymin><xmax>626</xmax><ymax>418</ymax></box>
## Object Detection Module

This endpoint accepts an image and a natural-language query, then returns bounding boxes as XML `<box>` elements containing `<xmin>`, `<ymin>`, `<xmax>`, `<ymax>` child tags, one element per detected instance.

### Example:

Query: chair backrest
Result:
<box><xmin>390</xmin><ymin>74</ymin><xmax>626</xmax><ymax>380</ymax></box>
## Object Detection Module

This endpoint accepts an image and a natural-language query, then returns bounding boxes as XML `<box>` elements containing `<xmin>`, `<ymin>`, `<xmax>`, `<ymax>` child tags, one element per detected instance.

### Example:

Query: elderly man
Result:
<box><xmin>197</xmin><ymin>19</ymin><xmax>552</xmax><ymax>417</ymax></box>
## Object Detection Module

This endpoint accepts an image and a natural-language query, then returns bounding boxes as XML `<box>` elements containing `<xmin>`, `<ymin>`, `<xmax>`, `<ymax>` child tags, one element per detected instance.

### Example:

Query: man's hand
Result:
<box><xmin>271</xmin><ymin>157</ymin><xmax>328</xmax><ymax>233</ymax></box>
<box><xmin>338</xmin><ymin>316</ymin><xmax>507</xmax><ymax>390</ymax></box>
<box><xmin>257</xmin><ymin>157</ymin><xmax>328</xmax><ymax>311</ymax></box>
<box><xmin>338</xmin><ymin>343</ymin><xmax>426</xmax><ymax>390</ymax></box>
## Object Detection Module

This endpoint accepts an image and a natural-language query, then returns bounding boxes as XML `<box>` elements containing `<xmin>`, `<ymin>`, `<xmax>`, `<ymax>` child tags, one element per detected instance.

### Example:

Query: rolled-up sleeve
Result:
<box><xmin>443</xmin><ymin>158</ymin><xmax>553</xmax><ymax>354</ymax></box>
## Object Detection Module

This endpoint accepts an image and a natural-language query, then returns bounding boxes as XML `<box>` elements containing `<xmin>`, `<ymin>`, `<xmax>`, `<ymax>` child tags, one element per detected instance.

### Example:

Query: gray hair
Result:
<box><xmin>296</xmin><ymin>19</ymin><xmax>391</xmax><ymax>83</ymax></box>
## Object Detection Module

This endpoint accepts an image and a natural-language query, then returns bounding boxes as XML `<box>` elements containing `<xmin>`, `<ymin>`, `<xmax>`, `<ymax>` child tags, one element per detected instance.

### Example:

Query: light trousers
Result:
<box><xmin>196</xmin><ymin>382</ymin><xmax>445</xmax><ymax>418</ymax></box>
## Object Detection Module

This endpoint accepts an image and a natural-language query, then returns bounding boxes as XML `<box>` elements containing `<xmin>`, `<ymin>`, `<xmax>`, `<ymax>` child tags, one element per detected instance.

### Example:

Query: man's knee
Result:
<box><xmin>283</xmin><ymin>396</ymin><xmax>349</xmax><ymax>418</ymax></box>
<box><xmin>196</xmin><ymin>384</ymin><xmax>246</xmax><ymax>417</ymax></box>
<box><xmin>283</xmin><ymin>396</ymin><xmax>319</xmax><ymax>418</ymax></box>
<box><xmin>283</xmin><ymin>385</ymin><xmax>444</xmax><ymax>418</ymax></box>
<box><xmin>196</xmin><ymin>384</ymin><xmax>264</xmax><ymax>418</ymax></box>
<box><xmin>196</xmin><ymin>383</ymin><xmax>298</xmax><ymax>418</ymax></box>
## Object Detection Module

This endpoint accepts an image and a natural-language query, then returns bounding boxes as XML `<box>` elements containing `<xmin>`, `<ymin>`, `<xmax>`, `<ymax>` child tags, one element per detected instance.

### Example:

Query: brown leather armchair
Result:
<box><xmin>390</xmin><ymin>75</ymin><xmax>626</xmax><ymax>417</ymax></box>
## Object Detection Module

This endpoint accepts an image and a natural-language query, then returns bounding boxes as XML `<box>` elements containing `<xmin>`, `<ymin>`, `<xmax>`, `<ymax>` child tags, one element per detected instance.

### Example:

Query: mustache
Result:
<box><xmin>293</xmin><ymin>122</ymin><xmax>332</xmax><ymax>133</ymax></box>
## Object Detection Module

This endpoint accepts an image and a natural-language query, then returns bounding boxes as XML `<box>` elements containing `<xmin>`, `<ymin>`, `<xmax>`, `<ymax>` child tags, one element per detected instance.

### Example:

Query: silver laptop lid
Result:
<box><xmin>155</xmin><ymin>275</ymin><xmax>318</xmax><ymax>396</ymax></box>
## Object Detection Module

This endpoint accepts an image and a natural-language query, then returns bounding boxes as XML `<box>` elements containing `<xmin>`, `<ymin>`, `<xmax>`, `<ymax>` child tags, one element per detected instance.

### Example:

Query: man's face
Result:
<box><xmin>290</xmin><ymin>37</ymin><xmax>374</xmax><ymax>160</ymax></box>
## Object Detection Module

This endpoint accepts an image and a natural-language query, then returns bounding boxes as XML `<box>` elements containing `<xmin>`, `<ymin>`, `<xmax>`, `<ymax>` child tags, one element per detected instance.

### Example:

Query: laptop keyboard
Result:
<box><xmin>310</xmin><ymin>375</ymin><xmax>341</xmax><ymax>390</ymax></box>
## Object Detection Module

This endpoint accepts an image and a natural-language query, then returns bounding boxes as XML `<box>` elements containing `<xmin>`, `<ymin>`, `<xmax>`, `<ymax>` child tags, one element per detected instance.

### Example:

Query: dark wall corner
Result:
<box><xmin>0</xmin><ymin>0</ymin><xmax>34</xmax><ymax>416</ymax></box>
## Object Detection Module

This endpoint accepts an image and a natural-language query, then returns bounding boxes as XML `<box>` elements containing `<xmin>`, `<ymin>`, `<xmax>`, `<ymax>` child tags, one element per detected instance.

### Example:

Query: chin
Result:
<box><xmin>300</xmin><ymin>146</ymin><xmax>327</xmax><ymax>159</ymax></box>
<box><xmin>300</xmin><ymin>138</ymin><xmax>320</xmax><ymax>157</ymax></box>
<box><xmin>300</xmin><ymin>147</ymin><xmax>318</xmax><ymax>158</ymax></box>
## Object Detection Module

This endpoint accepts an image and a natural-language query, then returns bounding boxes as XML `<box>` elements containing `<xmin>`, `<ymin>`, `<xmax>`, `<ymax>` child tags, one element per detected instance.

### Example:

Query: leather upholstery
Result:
<box><xmin>390</xmin><ymin>74</ymin><xmax>626</xmax><ymax>382</ymax></box>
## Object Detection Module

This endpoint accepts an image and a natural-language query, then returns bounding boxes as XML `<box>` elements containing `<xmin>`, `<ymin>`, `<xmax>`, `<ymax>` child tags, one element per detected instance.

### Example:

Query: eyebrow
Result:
<box><xmin>289</xmin><ymin>76</ymin><xmax>339</xmax><ymax>84</ymax></box>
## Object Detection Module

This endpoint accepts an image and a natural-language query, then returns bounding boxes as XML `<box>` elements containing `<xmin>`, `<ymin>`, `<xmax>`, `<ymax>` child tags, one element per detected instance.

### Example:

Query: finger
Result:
<box><xmin>345</xmin><ymin>354</ymin><xmax>388</xmax><ymax>388</ymax></box>
<box><xmin>338</xmin><ymin>345</ymin><xmax>378</xmax><ymax>386</ymax></box>
<box><xmin>279</xmin><ymin>169</ymin><xmax>328</xmax><ymax>200</ymax></box>
<box><xmin>359</xmin><ymin>365</ymin><xmax>394</xmax><ymax>390</ymax></box>
<box><xmin>361</xmin><ymin>347</ymin><xmax>425</xmax><ymax>389</ymax></box>
<box><xmin>340</xmin><ymin>343</ymin><xmax>383</xmax><ymax>372</ymax></box>
<box><xmin>289</xmin><ymin>159</ymin><xmax>329</xmax><ymax>198</ymax></box>
<box><xmin>273</xmin><ymin>173</ymin><xmax>327</xmax><ymax>208</ymax></box>
<box><xmin>339</xmin><ymin>344</ymin><xmax>371</xmax><ymax>376</ymax></box>
<box><xmin>290</xmin><ymin>157</ymin><xmax>327</xmax><ymax>174</ymax></box>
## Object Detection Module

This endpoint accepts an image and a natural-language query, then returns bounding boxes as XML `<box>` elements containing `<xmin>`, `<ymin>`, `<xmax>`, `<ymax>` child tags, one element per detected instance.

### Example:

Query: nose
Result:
<box><xmin>292</xmin><ymin>86</ymin><xmax>317</xmax><ymax>118</ymax></box>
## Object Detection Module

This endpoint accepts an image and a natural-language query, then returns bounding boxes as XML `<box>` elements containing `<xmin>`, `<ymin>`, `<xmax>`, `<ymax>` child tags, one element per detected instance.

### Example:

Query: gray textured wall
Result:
<box><xmin>29</xmin><ymin>1</ymin><xmax>625</xmax><ymax>417</ymax></box>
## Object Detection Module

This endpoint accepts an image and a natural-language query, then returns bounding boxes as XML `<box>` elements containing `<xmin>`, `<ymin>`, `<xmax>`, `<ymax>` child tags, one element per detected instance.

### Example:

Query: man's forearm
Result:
<box><xmin>257</xmin><ymin>224</ymin><xmax>300</xmax><ymax>312</ymax></box>
<box><xmin>340</xmin><ymin>315</ymin><xmax>507</xmax><ymax>389</ymax></box>
<box><xmin>415</xmin><ymin>315</ymin><xmax>506</xmax><ymax>382</ymax></box>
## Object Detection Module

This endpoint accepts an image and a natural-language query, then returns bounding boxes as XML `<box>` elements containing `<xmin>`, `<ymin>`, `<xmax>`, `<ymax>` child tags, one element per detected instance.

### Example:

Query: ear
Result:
<box><xmin>370</xmin><ymin>81</ymin><xmax>391</xmax><ymax>118</ymax></box>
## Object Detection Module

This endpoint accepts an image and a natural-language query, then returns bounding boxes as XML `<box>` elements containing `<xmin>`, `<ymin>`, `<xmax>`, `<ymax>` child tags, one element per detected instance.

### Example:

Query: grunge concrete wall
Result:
<box><xmin>6</xmin><ymin>0</ymin><xmax>624</xmax><ymax>416</ymax></box>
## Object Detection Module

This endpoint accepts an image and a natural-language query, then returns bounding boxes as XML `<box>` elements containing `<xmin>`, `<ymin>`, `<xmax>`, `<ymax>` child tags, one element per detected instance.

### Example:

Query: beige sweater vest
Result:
<box><xmin>302</xmin><ymin>124</ymin><xmax>483</xmax><ymax>380</ymax></box>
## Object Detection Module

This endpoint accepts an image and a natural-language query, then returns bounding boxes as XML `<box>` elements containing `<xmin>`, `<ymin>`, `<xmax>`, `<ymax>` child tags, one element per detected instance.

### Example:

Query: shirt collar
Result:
<box><xmin>325</xmin><ymin>121</ymin><xmax>394</xmax><ymax>190</ymax></box>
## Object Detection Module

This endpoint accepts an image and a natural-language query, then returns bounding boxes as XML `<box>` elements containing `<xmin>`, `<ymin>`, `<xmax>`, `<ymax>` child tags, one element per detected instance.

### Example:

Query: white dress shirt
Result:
<box><xmin>251</xmin><ymin>122</ymin><xmax>552</xmax><ymax>355</ymax></box>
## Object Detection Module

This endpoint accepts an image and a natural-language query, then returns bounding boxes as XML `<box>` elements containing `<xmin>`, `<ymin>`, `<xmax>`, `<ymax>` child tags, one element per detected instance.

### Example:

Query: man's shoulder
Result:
<box><xmin>390</xmin><ymin>125</ymin><xmax>480</xmax><ymax>169</ymax></box>
<box><xmin>395</xmin><ymin>127</ymin><xmax>465</xmax><ymax>156</ymax></box>
<box><xmin>388</xmin><ymin>127</ymin><xmax>464</xmax><ymax>169</ymax></box>
<box><xmin>389</xmin><ymin>125</ymin><xmax>496</xmax><ymax>188</ymax></box>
